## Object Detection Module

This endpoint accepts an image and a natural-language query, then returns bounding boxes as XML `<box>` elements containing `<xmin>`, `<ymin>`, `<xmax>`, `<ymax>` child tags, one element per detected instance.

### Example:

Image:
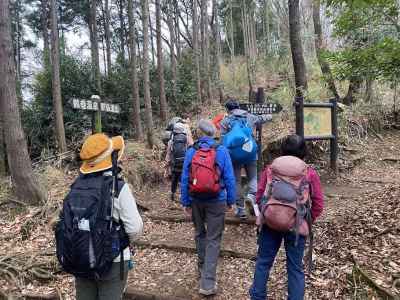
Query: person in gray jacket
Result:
<box><xmin>220</xmin><ymin>99</ymin><xmax>272</xmax><ymax>219</ymax></box>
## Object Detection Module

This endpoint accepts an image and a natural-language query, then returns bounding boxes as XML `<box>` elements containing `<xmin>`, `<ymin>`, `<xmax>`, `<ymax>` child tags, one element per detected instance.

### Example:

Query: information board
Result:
<box><xmin>304</xmin><ymin>107</ymin><xmax>332</xmax><ymax>138</ymax></box>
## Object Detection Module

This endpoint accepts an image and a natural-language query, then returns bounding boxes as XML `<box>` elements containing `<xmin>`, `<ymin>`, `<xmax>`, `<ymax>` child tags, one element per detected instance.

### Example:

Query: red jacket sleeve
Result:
<box><xmin>256</xmin><ymin>167</ymin><xmax>269</xmax><ymax>204</ymax></box>
<box><xmin>308</xmin><ymin>168</ymin><xmax>324</xmax><ymax>222</ymax></box>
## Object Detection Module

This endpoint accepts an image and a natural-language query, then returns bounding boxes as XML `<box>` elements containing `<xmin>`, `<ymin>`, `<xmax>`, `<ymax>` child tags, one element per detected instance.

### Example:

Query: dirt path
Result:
<box><xmin>127</xmin><ymin>131</ymin><xmax>400</xmax><ymax>300</ymax></box>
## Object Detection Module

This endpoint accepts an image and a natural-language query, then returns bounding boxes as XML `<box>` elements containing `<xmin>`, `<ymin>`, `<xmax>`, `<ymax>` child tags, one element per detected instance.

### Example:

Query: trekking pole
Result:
<box><xmin>110</xmin><ymin>150</ymin><xmax>119</xmax><ymax>230</ymax></box>
<box><xmin>111</xmin><ymin>150</ymin><xmax>125</xmax><ymax>280</ymax></box>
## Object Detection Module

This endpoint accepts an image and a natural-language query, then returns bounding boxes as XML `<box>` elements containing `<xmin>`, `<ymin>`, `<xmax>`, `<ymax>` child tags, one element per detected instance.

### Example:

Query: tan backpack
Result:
<box><xmin>260</xmin><ymin>156</ymin><xmax>312</xmax><ymax>243</ymax></box>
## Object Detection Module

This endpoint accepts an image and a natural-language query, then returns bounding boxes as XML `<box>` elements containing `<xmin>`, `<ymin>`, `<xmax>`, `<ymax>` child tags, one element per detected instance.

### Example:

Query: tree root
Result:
<box><xmin>352</xmin><ymin>255</ymin><xmax>397</xmax><ymax>300</ymax></box>
<box><xmin>0</xmin><ymin>252</ymin><xmax>56</xmax><ymax>287</ymax></box>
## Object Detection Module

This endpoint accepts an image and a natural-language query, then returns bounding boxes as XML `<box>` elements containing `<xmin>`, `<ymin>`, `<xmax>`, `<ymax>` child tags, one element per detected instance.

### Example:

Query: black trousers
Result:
<box><xmin>171</xmin><ymin>170</ymin><xmax>182</xmax><ymax>194</ymax></box>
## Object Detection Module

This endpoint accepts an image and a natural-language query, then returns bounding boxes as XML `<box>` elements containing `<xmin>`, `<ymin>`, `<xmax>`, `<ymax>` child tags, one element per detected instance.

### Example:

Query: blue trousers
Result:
<box><xmin>249</xmin><ymin>226</ymin><xmax>306</xmax><ymax>300</ymax></box>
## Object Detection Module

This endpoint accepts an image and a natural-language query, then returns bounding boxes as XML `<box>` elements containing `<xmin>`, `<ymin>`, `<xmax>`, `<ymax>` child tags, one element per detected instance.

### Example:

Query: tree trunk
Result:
<box><xmin>0</xmin><ymin>118</ymin><xmax>6</xmax><ymax>176</ymax></box>
<box><xmin>204</xmin><ymin>0</ymin><xmax>212</xmax><ymax>102</ymax></box>
<box><xmin>173</xmin><ymin>0</ymin><xmax>181</xmax><ymax>61</ymax></box>
<box><xmin>155</xmin><ymin>0</ymin><xmax>168</xmax><ymax>122</ymax></box>
<box><xmin>212</xmin><ymin>0</ymin><xmax>223</xmax><ymax>103</ymax></box>
<box><xmin>312</xmin><ymin>0</ymin><xmax>339</xmax><ymax>99</ymax></box>
<box><xmin>41</xmin><ymin>0</ymin><xmax>50</xmax><ymax>65</ymax></box>
<box><xmin>103</xmin><ymin>0</ymin><xmax>112</xmax><ymax>75</ymax></box>
<box><xmin>365</xmin><ymin>79</ymin><xmax>374</xmax><ymax>102</ymax></box>
<box><xmin>118</xmin><ymin>0</ymin><xmax>126</xmax><ymax>62</ymax></box>
<box><xmin>229</xmin><ymin>0</ymin><xmax>235</xmax><ymax>60</ymax></box>
<box><xmin>141</xmin><ymin>0</ymin><xmax>155</xmax><ymax>148</ymax></box>
<box><xmin>288</xmin><ymin>0</ymin><xmax>308</xmax><ymax>97</ymax></box>
<box><xmin>242</xmin><ymin>1</ymin><xmax>255</xmax><ymax>96</ymax></box>
<box><xmin>89</xmin><ymin>0</ymin><xmax>101</xmax><ymax>94</ymax></box>
<box><xmin>343</xmin><ymin>78</ymin><xmax>361</xmax><ymax>105</ymax></box>
<box><xmin>229</xmin><ymin>0</ymin><xmax>236</xmax><ymax>90</ymax></box>
<box><xmin>0</xmin><ymin>0</ymin><xmax>46</xmax><ymax>204</ymax></box>
<box><xmin>50</xmin><ymin>0</ymin><xmax>67</xmax><ymax>153</ymax></box>
<box><xmin>128</xmin><ymin>0</ymin><xmax>143</xmax><ymax>140</ymax></box>
<box><xmin>263</xmin><ymin>0</ymin><xmax>270</xmax><ymax>56</ymax></box>
<box><xmin>15</xmin><ymin>0</ymin><xmax>21</xmax><ymax>84</ymax></box>
<box><xmin>192</xmin><ymin>0</ymin><xmax>202</xmax><ymax>103</ymax></box>
<box><xmin>166</xmin><ymin>1</ymin><xmax>177</xmax><ymax>103</ymax></box>
<box><xmin>200</xmin><ymin>0</ymin><xmax>210</xmax><ymax>102</ymax></box>
<box><xmin>149</xmin><ymin>9</ymin><xmax>156</xmax><ymax>66</ymax></box>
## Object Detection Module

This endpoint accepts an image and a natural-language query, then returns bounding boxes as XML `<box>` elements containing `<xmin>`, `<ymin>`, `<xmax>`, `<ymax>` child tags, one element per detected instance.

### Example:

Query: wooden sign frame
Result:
<box><xmin>295</xmin><ymin>97</ymin><xmax>338</xmax><ymax>171</ymax></box>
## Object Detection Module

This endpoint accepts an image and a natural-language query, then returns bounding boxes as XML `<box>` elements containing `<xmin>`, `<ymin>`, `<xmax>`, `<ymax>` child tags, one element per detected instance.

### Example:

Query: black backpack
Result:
<box><xmin>171</xmin><ymin>132</ymin><xmax>187</xmax><ymax>170</ymax></box>
<box><xmin>55</xmin><ymin>173</ymin><xmax>129</xmax><ymax>280</ymax></box>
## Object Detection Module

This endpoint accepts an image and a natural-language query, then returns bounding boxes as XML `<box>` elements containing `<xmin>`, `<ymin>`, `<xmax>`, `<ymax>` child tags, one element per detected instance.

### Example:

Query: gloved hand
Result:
<box><xmin>262</xmin><ymin>114</ymin><xmax>273</xmax><ymax>122</ymax></box>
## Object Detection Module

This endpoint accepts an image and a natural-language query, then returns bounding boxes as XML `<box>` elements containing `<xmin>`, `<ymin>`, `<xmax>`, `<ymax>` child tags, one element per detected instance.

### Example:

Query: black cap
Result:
<box><xmin>225</xmin><ymin>99</ymin><xmax>240</xmax><ymax>111</ymax></box>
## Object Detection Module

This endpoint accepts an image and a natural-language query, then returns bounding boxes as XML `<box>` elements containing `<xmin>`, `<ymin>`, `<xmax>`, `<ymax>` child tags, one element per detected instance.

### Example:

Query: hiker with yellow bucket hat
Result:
<box><xmin>55</xmin><ymin>133</ymin><xmax>143</xmax><ymax>300</ymax></box>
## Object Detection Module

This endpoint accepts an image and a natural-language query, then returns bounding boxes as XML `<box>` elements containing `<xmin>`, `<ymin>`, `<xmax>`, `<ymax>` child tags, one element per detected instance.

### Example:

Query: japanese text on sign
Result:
<box><xmin>239</xmin><ymin>103</ymin><xmax>282</xmax><ymax>115</ymax></box>
<box><xmin>71</xmin><ymin>99</ymin><xmax>121</xmax><ymax>114</ymax></box>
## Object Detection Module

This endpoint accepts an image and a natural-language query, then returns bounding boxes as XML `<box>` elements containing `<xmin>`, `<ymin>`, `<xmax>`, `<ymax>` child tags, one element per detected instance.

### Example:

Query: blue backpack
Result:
<box><xmin>222</xmin><ymin>116</ymin><xmax>258</xmax><ymax>163</ymax></box>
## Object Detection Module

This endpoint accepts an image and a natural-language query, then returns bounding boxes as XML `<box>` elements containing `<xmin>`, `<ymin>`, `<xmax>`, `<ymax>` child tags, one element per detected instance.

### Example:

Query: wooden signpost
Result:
<box><xmin>295</xmin><ymin>96</ymin><xmax>338</xmax><ymax>171</ymax></box>
<box><xmin>70</xmin><ymin>95</ymin><xmax>121</xmax><ymax>133</ymax></box>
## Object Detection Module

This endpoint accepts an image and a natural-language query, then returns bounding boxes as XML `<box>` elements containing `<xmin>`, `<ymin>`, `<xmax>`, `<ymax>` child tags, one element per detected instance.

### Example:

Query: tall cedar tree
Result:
<box><xmin>192</xmin><ymin>0</ymin><xmax>202</xmax><ymax>103</ymax></box>
<box><xmin>141</xmin><ymin>0</ymin><xmax>155</xmax><ymax>147</ymax></box>
<box><xmin>156</xmin><ymin>0</ymin><xmax>168</xmax><ymax>122</ymax></box>
<box><xmin>89</xmin><ymin>0</ymin><xmax>101</xmax><ymax>93</ymax></box>
<box><xmin>41</xmin><ymin>0</ymin><xmax>50</xmax><ymax>65</ymax></box>
<box><xmin>212</xmin><ymin>0</ymin><xmax>223</xmax><ymax>103</ymax></box>
<box><xmin>0</xmin><ymin>0</ymin><xmax>46</xmax><ymax>204</ymax></box>
<box><xmin>118</xmin><ymin>0</ymin><xmax>126</xmax><ymax>60</ymax></box>
<box><xmin>312</xmin><ymin>0</ymin><xmax>339</xmax><ymax>99</ymax></box>
<box><xmin>50</xmin><ymin>0</ymin><xmax>67</xmax><ymax>153</ymax></box>
<box><xmin>200</xmin><ymin>0</ymin><xmax>211</xmax><ymax>102</ymax></box>
<box><xmin>103</xmin><ymin>0</ymin><xmax>112</xmax><ymax>75</ymax></box>
<box><xmin>288</xmin><ymin>0</ymin><xmax>308</xmax><ymax>97</ymax></box>
<box><xmin>128</xmin><ymin>0</ymin><xmax>144</xmax><ymax>140</ymax></box>
<box><xmin>166</xmin><ymin>1</ymin><xmax>177</xmax><ymax>103</ymax></box>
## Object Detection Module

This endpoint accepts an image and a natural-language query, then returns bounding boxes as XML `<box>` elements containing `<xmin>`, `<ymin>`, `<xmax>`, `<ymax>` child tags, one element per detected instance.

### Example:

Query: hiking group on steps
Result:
<box><xmin>55</xmin><ymin>99</ymin><xmax>324</xmax><ymax>300</ymax></box>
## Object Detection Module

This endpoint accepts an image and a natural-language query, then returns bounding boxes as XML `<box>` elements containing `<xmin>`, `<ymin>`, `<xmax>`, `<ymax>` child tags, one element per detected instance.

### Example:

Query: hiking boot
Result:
<box><xmin>244</xmin><ymin>195</ymin><xmax>255</xmax><ymax>216</ymax></box>
<box><xmin>199</xmin><ymin>285</ymin><xmax>218</xmax><ymax>296</ymax></box>
<box><xmin>235</xmin><ymin>207</ymin><xmax>247</xmax><ymax>219</ymax></box>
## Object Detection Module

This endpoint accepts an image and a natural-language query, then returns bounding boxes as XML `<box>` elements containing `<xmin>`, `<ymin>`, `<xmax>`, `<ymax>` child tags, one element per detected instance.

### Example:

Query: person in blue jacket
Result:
<box><xmin>181</xmin><ymin>119</ymin><xmax>236</xmax><ymax>296</ymax></box>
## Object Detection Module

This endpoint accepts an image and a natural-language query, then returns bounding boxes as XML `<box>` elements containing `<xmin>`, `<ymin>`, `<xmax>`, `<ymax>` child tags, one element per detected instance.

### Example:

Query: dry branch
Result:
<box><xmin>135</xmin><ymin>240</ymin><xmax>255</xmax><ymax>260</ymax></box>
<box><xmin>124</xmin><ymin>288</ymin><xmax>188</xmax><ymax>300</ymax></box>
<box><xmin>381</xmin><ymin>157</ymin><xmax>400</xmax><ymax>162</ymax></box>
<box><xmin>360</xmin><ymin>178</ymin><xmax>399</xmax><ymax>185</ymax></box>
<box><xmin>21</xmin><ymin>291</ymin><xmax>59</xmax><ymax>300</ymax></box>
<box><xmin>147</xmin><ymin>213</ymin><xmax>256</xmax><ymax>225</ymax></box>
<box><xmin>373</xmin><ymin>227</ymin><xmax>400</xmax><ymax>238</ymax></box>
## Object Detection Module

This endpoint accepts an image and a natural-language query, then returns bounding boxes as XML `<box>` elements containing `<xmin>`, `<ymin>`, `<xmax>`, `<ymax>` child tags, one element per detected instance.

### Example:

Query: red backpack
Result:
<box><xmin>189</xmin><ymin>143</ymin><xmax>221</xmax><ymax>197</ymax></box>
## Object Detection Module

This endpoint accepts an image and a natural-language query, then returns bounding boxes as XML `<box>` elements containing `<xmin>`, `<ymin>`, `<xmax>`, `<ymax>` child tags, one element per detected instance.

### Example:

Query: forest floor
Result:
<box><xmin>0</xmin><ymin>129</ymin><xmax>399</xmax><ymax>300</ymax></box>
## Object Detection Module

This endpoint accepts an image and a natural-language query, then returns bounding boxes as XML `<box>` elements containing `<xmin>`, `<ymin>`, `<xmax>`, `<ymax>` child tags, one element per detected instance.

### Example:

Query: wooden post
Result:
<box><xmin>91</xmin><ymin>95</ymin><xmax>102</xmax><ymax>133</ymax></box>
<box><xmin>256</xmin><ymin>87</ymin><xmax>265</xmax><ymax>171</ymax></box>
<box><xmin>330</xmin><ymin>98</ymin><xmax>338</xmax><ymax>172</ymax></box>
<box><xmin>295</xmin><ymin>96</ymin><xmax>304</xmax><ymax>137</ymax></box>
